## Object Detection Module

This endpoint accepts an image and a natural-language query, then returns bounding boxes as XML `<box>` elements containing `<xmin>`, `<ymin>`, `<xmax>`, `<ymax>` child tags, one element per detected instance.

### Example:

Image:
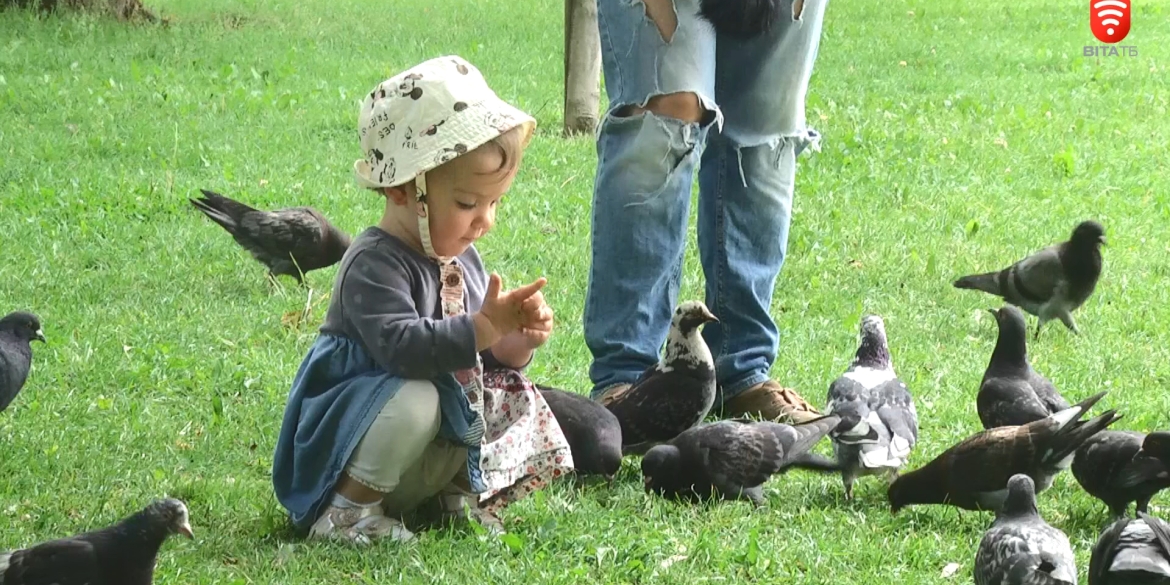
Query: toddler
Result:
<box><xmin>273</xmin><ymin>55</ymin><xmax>574</xmax><ymax>544</ymax></box>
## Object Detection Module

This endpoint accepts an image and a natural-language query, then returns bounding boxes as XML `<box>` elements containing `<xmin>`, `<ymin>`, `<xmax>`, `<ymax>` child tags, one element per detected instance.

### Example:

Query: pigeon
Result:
<box><xmin>974</xmin><ymin>474</ymin><xmax>1077</xmax><ymax>585</ymax></box>
<box><xmin>888</xmin><ymin>391</ymin><xmax>1121</xmax><ymax>513</ymax></box>
<box><xmin>825</xmin><ymin>315</ymin><xmax>918</xmax><ymax>499</ymax></box>
<box><xmin>1089</xmin><ymin>512</ymin><xmax>1170</xmax><ymax>585</ymax></box>
<box><xmin>190</xmin><ymin>189</ymin><xmax>351</xmax><ymax>284</ymax></box>
<box><xmin>0</xmin><ymin>498</ymin><xmax>193</xmax><ymax>585</ymax></box>
<box><xmin>0</xmin><ymin>311</ymin><xmax>45</xmax><ymax>414</ymax></box>
<box><xmin>978</xmin><ymin>306</ymin><xmax>1071</xmax><ymax>429</ymax></box>
<box><xmin>697</xmin><ymin>0</ymin><xmax>788</xmax><ymax>39</ymax></box>
<box><xmin>641</xmin><ymin>414</ymin><xmax>841</xmax><ymax>506</ymax></box>
<box><xmin>536</xmin><ymin>384</ymin><xmax>623</xmax><ymax>481</ymax></box>
<box><xmin>954</xmin><ymin>220</ymin><xmax>1106</xmax><ymax>339</ymax></box>
<box><xmin>1073</xmin><ymin>431</ymin><xmax>1170</xmax><ymax>519</ymax></box>
<box><xmin>604</xmin><ymin>301</ymin><xmax>718</xmax><ymax>455</ymax></box>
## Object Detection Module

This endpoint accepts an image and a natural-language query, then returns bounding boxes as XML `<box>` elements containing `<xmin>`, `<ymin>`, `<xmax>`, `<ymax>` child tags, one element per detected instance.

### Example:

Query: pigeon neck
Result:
<box><xmin>852</xmin><ymin>335</ymin><xmax>891</xmax><ymax>370</ymax></box>
<box><xmin>113</xmin><ymin>513</ymin><xmax>172</xmax><ymax>559</ymax></box>
<box><xmin>890</xmin><ymin>467</ymin><xmax>949</xmax><ymax>509</ymax></box>
<box><xmin>990</xmin><ymin>326</ymin><xmax>1028</xmax><ymax>370</ymax></box>
<box><xmin>1000</xmin><ymin>487</ymin><xmax>1038</xmax><ymax>519</ymax></box>
<box><xmin>1060</xmin><ymin>241</ymin><xmax>1102</xmax><ymax>286</ymax></box>
<box><xmin>663</xmin><ymin>327</ymin><xmax>714</xmax><ymax>370</ymax></box>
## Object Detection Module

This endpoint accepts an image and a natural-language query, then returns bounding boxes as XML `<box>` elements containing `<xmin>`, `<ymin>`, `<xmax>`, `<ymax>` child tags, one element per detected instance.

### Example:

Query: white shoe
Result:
<box><xmin>308</xmin><ymin>503</ymin><xmax>415</xmax><ymax>545</ymax></box>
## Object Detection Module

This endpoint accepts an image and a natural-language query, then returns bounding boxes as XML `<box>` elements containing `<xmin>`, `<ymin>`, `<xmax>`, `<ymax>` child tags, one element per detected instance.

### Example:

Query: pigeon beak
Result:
<box><xmin>643</xmin><ymin>476</ymin><xmax>652</xmax><ymax>491</ymax></box>
<box><xmin>1099</xmin><ymin>235</ymin><xmax>1108</xmax><ymax>246</ymax></box>
<box><xmin>34</xmin><ymin>329</ymin><xmax>45</xmax><ymax>343</ymax></box>
<box><xmin>178</xmin><ymin>521</ymin><xmax>194</xmax><ymax>539</ymax></box>
<box><xmin>701</xmin><ymin>308</ymin><xmax>719</xmax><ymax>323</ymax></box>
<box><xmin>985</xmin><ymin>308</ymin><xmax>999</xmax><ymax>319</ymax></box>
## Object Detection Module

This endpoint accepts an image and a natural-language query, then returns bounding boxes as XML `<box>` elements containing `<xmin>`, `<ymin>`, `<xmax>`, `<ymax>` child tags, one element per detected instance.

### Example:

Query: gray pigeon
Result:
<box><xmin>889</xmin><ymin>391</ymin><xmax>1121</xmax><ymax>513</ymax></box>
<box><xmin>641</xmin><ymin>415</ymin><xmax>841</xmax><ymax>506</ymax></box>
<box><xmin>0</xmin><ymin>311</ymin><xmax>45</xmax><ymax>414</ymax></box>
<box><xmin>1089</xmin><ymin>512</ymin><xmax>1170</xmax><ymax>584</ymax></box>
<box><xmin>978</xmin><ymin>306</ymin><xmax>1071</xmax><ymax>429</ymax></box>
<box><xmin>536</xmin><ymin>385</ymin><xmax>623</xmax><ymax>481</ymax></box>
<box><xmin>0</xmin><ymin>498</ymin><xmax>193</xmax><ymax>585</ymax></box>
<box><xmin>1073</xmin><ymin>431</ymin><xmax>1170</xmax><ymax>519</ymax></box>
<box><xmin>826</xmin><ymin>315</ymin><xmax>918</xmax><ymax>499</ymax></box>
<box><xmin>974</xmin><ymin>474</ymin><xmax>1077</xmax><ymax>585</ymax></box>
<box><xmin>604</xmin><ymin>301</ymin><xmax>718</xmax><ymax>455</ymax></box>
<box><xmin>954</xmin><ymin>220</ymin><xmax>1105</xmax><ymax>339</ymax></box>
<box><xmin>190</xmin><ymin>189</ymin><xmax>351</xmax><ymax>284</ymax></box>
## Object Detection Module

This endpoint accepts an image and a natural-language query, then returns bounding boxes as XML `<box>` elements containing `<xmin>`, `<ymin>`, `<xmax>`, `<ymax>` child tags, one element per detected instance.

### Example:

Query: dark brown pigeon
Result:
<box><xmin>604</xmin><ymin>301</ymin><xmax>718</xmax><ymax>455</ymax></box>
<box><xmin>888</xmin><ymin>391</ymin><xmax>1121</xmax><ymax>513</ymax></box>
<box><xmin>0</xmin><ymin>311</ymin><xmax>45</xmax><ymax>414</ymax></box>
<box><xmin>974</xmin><ymin>474</ymin><xmax>1077</xmax><ymax>585</ymax></box>
<box><xmin>978</xmin><ymin>306</ymin><xmax>1071</xmax><ymax>429</ymax></box>
<box><xmin>537</xmin><ymin>385</ymin><xmax>623</xmax><ymax>481</ymax></box>
<box><xmin>641</xmin><ymin>415</ymin><xmax>841</xmax><ymax>506</ymax></box>
<box><xmin>1089</xmin><ymin>511</ymin><xmax>1170</xmax><ymax>584</ymax></box>
<box><xmin>954</xmin><ymin>220</ymin><xmax>1105</xmax><ymax>339</ymax></box>
<box><xmin>1074</xmin><ymin>431</ymin><xmax>1170</xmax><ymax>519</ymax></box>
<box><xmin>0</xmin><ymin>499</ymin><xmax>192</xmax><ymax>585</ymax></box>
<box><xmin>190</xmin><ymin>189</ymin><xmax>351</xmax><ymax>284</ymax></box>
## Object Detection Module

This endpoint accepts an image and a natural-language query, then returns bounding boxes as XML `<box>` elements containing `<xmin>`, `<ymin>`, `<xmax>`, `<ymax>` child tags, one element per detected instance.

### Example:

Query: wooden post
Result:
<box><xmin>563</xmin><ymin>0</ymin><xmax>601</xmax><ymax>136</ymax></box>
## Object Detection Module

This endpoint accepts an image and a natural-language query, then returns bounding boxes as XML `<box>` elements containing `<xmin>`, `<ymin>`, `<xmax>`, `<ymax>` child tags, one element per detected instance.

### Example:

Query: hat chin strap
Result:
<box><xmin>415</xmin><ymin>172</ymin><xmax>454</xmax><ymax>265</ymax></box>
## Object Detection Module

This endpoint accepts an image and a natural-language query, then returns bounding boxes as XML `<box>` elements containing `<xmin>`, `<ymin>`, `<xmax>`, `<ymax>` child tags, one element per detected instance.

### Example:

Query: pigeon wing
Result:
<box><xmin>978</xmin><ymin>377</ymin><xmax>1052</xmax><ymax>428</ymax></box>
<box><xmin>2</xmin><ymin>539</ymin><xmax>99</xmax><ymax>585</ymax></box>
<box><xmin>1005</xmin><ymin>245</ymin><xmax>1064</xmax><ymax>306</ymax></box>
<box><xmin>1089</xmin><ymin>518</ymin><xmax>1129</xmax><ymax>585</ymax></box>
<box><xmin>607</xmin><ymin>371</ymin><xmax>712</xmax><ymax>445</ymax></box>
<box><xmin>237</xmin><ymin>207</ymin><xmax>324</xmax><ymax>270</ymax></box>
<box><xmin>704</xmin><ymin>423</ymin><xmax>784</xmax><ymax>494</ymax></box>
<box><xmin>0</xmin><ymin>342</ymin><xmax>32</xmax><ymax>412</ymax></box>
<box><xmin>945</xmin><ymin>427</ymin><xmax>1030</xmax><ymax>495</ymax></box>
<box><xmin>872</xmin><ymin>380</ymin><xmax>917</xmax><ymax>464</ymax></box>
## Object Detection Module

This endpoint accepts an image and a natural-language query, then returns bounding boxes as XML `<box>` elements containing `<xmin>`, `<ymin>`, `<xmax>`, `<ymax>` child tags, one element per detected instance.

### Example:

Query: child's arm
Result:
<box><xmin>342</xmin><ymin>249</ymin><xmax>479</xmax><ymax>379</ymax></box>
<box><xmin>487</xmin><ymin>334</ymin><xmax>536</xmax><ymax>370</ymax></box>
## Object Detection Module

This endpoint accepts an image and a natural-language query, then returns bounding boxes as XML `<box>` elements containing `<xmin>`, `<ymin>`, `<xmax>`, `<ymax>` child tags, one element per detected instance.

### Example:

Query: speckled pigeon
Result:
<box><xmin>641</xmin><ymin>414</ymin><xmax>841</xmax><ymax>505</ymax></box>
<box><xmin>604</xmin><ymin>301</ymin><xmax>718</xmax><ymax>455</ymax></box>
<box><xmin>974</xmin><ymin>474</ymin><xmax>1077</xmax><ymax>585</ymax></box>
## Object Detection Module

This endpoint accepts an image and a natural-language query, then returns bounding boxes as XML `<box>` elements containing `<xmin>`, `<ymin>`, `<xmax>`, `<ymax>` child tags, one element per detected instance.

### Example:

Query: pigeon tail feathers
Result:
<box><xmin>1050</xmin><ymin>391</ymin><xmax>1107</xmax><ymax>429</ymax></box>
<box><xmin>954</xmin><ymin>271</ymin><xmax>1003</xmax><ymax>295</ymax></box>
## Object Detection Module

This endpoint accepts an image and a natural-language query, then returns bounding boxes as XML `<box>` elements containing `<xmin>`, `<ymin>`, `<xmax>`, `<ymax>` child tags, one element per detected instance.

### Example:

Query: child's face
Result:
<box><xmin>422</xmin><ymin>144</ymin><xmax>519</xmax><ymax>257</ymax></box>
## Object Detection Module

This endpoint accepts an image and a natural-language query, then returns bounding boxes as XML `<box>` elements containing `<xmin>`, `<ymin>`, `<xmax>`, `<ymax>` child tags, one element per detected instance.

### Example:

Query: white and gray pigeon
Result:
<box><xmin>604</xmin><ymin>301</ymin><xmax>719</xmax><ymax>455</ymax></box>
<box><xmin>1089</xmin><ymin>512</ymin><xmax>1170</xmax><ymax>585</ymax></box>
<box><xmin>826</xmin><ymin>315</ymin><xmax>918</xmax><ymax>499</ymax></box>
<box><xmin>954</xmin><ymin>220</ymin><xmax>1105</xmax><ymax>339</ymax></box>
<box><xmin>0</xmin><ymin>498</ymin><xmax>193</xmax><ymax>585</ymax></box>
<box><xmin>974</xmin><ymin>474</ymin><xmax>1077</xmax><ymax>585</ymax></box>
<box><xmin>978</xmin><ymin>306</ymin><xmax>1071</xmax><ymax>429</ymax></box>
<box><xmin>641</xmin><ymin>415</ymin><xmax>841</xmax><ymax>506</ymax></box>
<box><xmin>190</xmin><ymin>189</ymin><xmax>351</xmax><ymax>284</ymax></box>
<box><xmin>1073</xmin><ymin>431</ymin><xmax>1170</xmax><ymax>519</ymax></box>
<box><xmin>0</xmin><ymin>311</ymin><xmax>45</xmax><ymax>414</ymax></box>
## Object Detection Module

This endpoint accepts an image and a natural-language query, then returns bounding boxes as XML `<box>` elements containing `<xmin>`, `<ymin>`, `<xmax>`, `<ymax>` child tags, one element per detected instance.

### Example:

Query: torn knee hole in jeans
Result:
<box><xmin>612</xmin><ymin>92</ymin><xmax>715</xmax><ymax>127</ymax></box>
<box><xmin>634</xmin><ymin>0</ymin><xmax>678</xmax><ymax>43</ymax></box>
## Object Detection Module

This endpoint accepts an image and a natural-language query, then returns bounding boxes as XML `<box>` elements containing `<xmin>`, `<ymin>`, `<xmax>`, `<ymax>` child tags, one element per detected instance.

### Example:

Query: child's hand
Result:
<box><xmin>473</xmin><ymin>273</ymin><xmax>547</xmax><ymax>350</ymax></box>
<box><xmin>515</xmin><ymin>290</ymin><xmax>554</xmax><ymax>349</ymax></box>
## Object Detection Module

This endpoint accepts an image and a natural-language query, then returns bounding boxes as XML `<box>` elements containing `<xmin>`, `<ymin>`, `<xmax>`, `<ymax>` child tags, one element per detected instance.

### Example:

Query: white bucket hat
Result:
<box><xmin>354</xmin><ymin>55</ymin><xmax>535</xmax><ymax>262</ymax></box>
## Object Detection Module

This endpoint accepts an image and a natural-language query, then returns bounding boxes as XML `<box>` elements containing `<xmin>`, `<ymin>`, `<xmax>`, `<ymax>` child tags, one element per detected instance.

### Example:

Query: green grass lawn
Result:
<box><xmin>1</xmin><ymin>0</ymin><xmax>1168</xmax><ymax>582</ymax></box>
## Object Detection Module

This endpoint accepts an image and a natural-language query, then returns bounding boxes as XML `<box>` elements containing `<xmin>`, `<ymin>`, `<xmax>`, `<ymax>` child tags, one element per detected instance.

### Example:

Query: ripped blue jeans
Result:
<box><xmin>584</xmin><ymin>0</ymin><xmax>827</xmax><ymax>401</ymax></box>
